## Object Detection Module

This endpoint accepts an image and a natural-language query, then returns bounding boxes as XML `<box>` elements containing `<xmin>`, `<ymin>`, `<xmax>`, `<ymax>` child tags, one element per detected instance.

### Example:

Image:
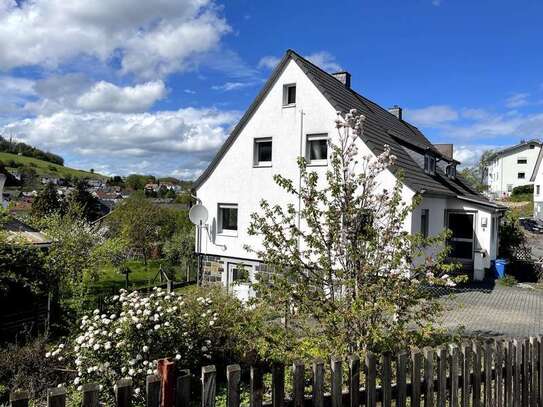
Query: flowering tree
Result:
<box><xmin>48</xmin><ymin>287</ymin><xmax>256</xmax><ymax>403</ymax></box>
<box><xmin>247</xmin><ymin>110</ymin><xmax>457</xmax><ymax>356</ymax></box>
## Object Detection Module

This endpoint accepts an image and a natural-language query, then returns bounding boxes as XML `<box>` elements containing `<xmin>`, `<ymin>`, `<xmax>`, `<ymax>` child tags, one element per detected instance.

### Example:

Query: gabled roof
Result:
<box><xmin>194</xmin><ymin>49</ymin><xmax>497</xmax><ymax>207</ymax></box>
<box><xmin>488</xmin><ymin>139</ymin><xmax>542</xmax><ymax>162</ymax></box>
<box><xmin>530</xmin><ymin>147</ymin><xmax>543</xmax><ymax>181</ymax></box>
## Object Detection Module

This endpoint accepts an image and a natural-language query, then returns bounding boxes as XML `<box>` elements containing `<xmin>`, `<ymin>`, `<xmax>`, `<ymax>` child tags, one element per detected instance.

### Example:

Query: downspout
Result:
<box><xmin>297</xmin><ymin>109</ymin><xmax>304</xmax><ymax>250</ymax></box>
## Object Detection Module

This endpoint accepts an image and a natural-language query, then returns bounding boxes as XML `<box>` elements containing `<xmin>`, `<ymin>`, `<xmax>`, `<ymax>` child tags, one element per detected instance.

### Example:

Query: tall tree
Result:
<box><xmin>247</xmin><ymin>110</ymin><xmax>457</xmax><ymax>356</ymax></box>
<box><xmin>68</xmin><ymin>180</ymin><xmax>102</xmax><ymax>221</ymax></box>
<box><xmin>31</xmin><ymin>183</ymin><xmax>63</xmax><ymax>217</ymax></box>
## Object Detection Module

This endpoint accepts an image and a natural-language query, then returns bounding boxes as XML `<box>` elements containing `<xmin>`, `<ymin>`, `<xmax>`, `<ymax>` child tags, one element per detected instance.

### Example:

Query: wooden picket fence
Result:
<box><xmin>9</xmin><ymin>337</ymin><xmax>543</xmax><ymax>407</ymax></box>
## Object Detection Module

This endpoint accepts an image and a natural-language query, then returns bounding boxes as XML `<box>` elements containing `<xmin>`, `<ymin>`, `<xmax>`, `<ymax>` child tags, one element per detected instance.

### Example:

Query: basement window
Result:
<box><xmin>424</xmin><ymin>153</ymin><xmax>436</xmax><ymax>175</ymax></box>
<box><xmin>283</xmin><ymin>84</ymin><xmax>296</xmax><ymax>106</ymax></box>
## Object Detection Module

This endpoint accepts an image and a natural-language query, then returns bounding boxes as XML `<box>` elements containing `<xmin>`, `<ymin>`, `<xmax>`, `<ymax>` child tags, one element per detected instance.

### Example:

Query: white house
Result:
<box><xmin>484</xmin><ymin>140</ymin><xmax>542</xmax><ymax>198</ymax></box>
<box><xmin>193</xmin><ymin>50</ymin><xmax>506</xmax><ymax>299</ymax></box>
<box><xmin>530</xmin><ymin>148</ymin><xmax>543</xmax><ymax>219</ymax></box>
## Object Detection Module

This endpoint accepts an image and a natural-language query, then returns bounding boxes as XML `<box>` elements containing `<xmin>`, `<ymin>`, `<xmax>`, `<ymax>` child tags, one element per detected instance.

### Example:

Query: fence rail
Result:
<box><xmin>9</xmin><ymin>337</ymin><xmax>543</xmax><ymax>407</ymax></box>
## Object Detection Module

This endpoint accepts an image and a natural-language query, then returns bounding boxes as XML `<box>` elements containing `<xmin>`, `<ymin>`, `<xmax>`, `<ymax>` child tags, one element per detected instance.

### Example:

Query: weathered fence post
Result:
<box><xmin>484</xmin><ymin>341</ymin><xmax>493</xmax><ymax>407</ymax></box>
<box><xmin>272</xmin><ymin>363</ymin><xmax>285</xmax><ymax>407</ymax></box>
<box><xmin>176</xmin><ymin>369</ymin><xmax>191</xmax><ymax>407</ymax></box>
<box><xmin>382</xmin><ymin>353</ymin><xmax>392</xmax><ymax>407</ymax></box>
<box><xmin>505</xmin><ymin>340</ymin><xmax>513</xmax><ymax>407</ymax></box>
<box><xmin>331</xmin><ymin>357</ymin><xmax>342</xmax><ymax>407</ymax></box>
<box><xmin>47</xmin><ymin>387</ymin><xmax>66</xmax><ymax>407</ymax></box>
<box><xmin>293</xmin><ymin>362</ymin><xmax>305</xmax><ymax>407</ymax></box>
<box><xmin>529</xmin><ymin>337</ymin><xmax>538</xmax><ymax>407</ymax></box>
<box><xmin>250</xmin><ymin>365</ymin><xmax>264</xmax><ymax>407</ymax></box>
<box><xmin>495</xmin><ymin>341</ymin><xmax>504</xmax><ymax>407</ymax></box>
<box><xmin>396</xmin><ymin>352</ymin><xmax>408</xmax><ymax>407</ymax></box>
<box><xmin>81</xmin><ymin>383</ymin><xmax>100</xmax><ymax>407</ymax></box>
<box><xmin>424</xmin><ymin>348</ymin><xmax>434</xmax><ymax>407</ymax></box>
<box><xmin>522</xmin><ymin>338</ymin><xmax>529</xmax><ymax>407</ymax></box>
<box><xmin>227</xmin><ymin>364</ymin><xmax>241</xmax><ymax>407</ymax></box>
<box><xmin>461</xmin><ymin>343</ymin><xmax>471</xmax><ymax>407</ymax></box>
<box><xmin>437</xmin><ymin>347</ymin><xmax>447</xmax><ymax>407</ymax></box>
<box><xmin>201</xmin><ymin>365</ymin><xmax>216</xmax><ymax>407</ymax></box>
<box><xmin>115</xmin><ymin>378</ymin><xmax>133</xmax><ymax>407</ymax></box>
<box><xmin>411</xmin><ymin>350</ymin><xmax>422</xmax><ymax>407</ymax></box>
<box><xmin>312</xmin><ymin>360</ymin><xmax>324</xmax><ymax>407</ymax></box>
<box><xmin>348</xmin><ymin>355</ymin><xmax>360</xmax><ymax>407</ymax></box>
<box><xmin>146</xmin><ymin>375</ymin><xmax>161</xmax><ymax>407</ymax></box>
<box><xmin>158</xmin><ymin>358</ymin><xmax>176</xmax><ymax>407</ymax></box>
<box><xmin>472</xmin><ymin>342</ymin><xmax>482</xmax><ymax>407</ymax></box>
<box><xmin>366</xmin><ymin>353</ymin><xmax>377</xmax><ymax>407</ymax></box>
<box><xmin>514</xmin><ymin>339</ymin><xmax>521</xmax><ymax>407</ymax></box>
<box><xmin>9</xmin><ymin>390</ymin><xmax>29</xmax><ymax>407</ymax></box>
<box><xmin>450</xmin><ymin>345</ymin><xmax>459</xmax><ymax>407</ymax></box>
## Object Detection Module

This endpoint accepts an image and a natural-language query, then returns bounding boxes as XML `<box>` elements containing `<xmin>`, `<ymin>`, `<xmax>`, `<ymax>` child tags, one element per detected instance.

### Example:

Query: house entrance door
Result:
<box><xmin>447</xmin><ymin>212</ymin><xmax>475</xmax><ymax>269</ymax></box>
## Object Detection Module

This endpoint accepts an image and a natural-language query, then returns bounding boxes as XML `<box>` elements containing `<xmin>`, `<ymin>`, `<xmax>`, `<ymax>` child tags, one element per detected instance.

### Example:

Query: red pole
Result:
<box><xmin>157</xmin><ymin>358</ymin><xmax>176</xmax><ymax>407</ymax></box>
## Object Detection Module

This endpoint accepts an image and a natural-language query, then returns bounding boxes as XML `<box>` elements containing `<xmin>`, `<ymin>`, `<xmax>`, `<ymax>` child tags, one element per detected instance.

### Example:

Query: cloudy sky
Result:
<box><xmin>1</xmin><ymin>0</ymin><xmax>543</xmax><ymax>179</ymax></box>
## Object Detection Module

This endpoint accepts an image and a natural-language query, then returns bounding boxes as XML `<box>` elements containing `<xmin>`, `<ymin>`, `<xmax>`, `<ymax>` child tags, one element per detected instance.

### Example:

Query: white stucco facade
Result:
<box><xmin>485</xmin><ymin>141</ymin><xmax>541</xmax><ymax>197</ymax></box>
<box><xmin>194</xmin><ymin>55</ymin><xmax>504</xmax><ymax>300</ymax></box>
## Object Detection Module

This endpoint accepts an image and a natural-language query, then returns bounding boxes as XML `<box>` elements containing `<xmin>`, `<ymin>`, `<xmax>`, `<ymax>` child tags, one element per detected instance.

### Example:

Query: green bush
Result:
<box><xmin>498</xmin><ymin>275</ymin><xmax>518</xmax><ymax>287</ymax></box>
<box><xmin>512</xmin><ymin>184</ymin><xmax>533</xmax><ymax>196</ymax></box>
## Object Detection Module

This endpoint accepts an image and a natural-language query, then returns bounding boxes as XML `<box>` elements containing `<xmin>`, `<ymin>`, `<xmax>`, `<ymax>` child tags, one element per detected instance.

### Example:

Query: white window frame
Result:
<box><xmin>283</xmin><ymin>83</ymin><xmax>296</xmax><ymax>107</ymax></box>
<box><xmin>305</xmin><ymin>134</ymin><xmax>329</xmax><ymax>166</ymax></box>
<box><xmin>217</xmin><ymin>203</ymin><xmax>238</xmax><ymax>236</ymax></box>
<box><xmin>253</xmin><ymin>137</ymin><xmax>272</xmax><ymax>167</ymax></box>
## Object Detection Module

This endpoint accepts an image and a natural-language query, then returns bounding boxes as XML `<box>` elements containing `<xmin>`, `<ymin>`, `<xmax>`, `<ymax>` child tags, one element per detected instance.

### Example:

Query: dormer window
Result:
<box><xmin>283</xmin><ymin>84</ymin><xmax>296</xmax><ymax>106</ymax></box>
<box><xmin>424</xmin><ymin>153</ymin><xmax>436</xmax><ymax>175</ymax></box>
<box><xmin>446</xmin><ymin>163</ymin><xmax>456</xmax><ymax>179</ymax></box>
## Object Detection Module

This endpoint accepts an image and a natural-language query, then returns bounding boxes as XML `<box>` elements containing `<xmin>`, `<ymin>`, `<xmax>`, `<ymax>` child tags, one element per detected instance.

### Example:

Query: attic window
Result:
<box><xmin>283</xmin><ymin>84</ymin><xmax>296</xmax><ymax>106</ymax></box>
<box><xmin>424</xmin><ymin>153</ymin><xmax>436</xmax><ymax>175</ymax></box>
<box><xmin>446</xmin><ymin>163</ymin><xmax>456</xmax><ymax>179</ymax></box>
<box><xmin>530</xmin><ymin>144</ymin><xmax>535</xmax><ymax>149</ymax></box>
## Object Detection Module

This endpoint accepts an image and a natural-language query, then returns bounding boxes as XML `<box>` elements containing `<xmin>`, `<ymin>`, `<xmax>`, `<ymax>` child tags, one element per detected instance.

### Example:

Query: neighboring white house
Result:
<box><xmin>530</xmin><ymin>148</ymin><xmax>543</xmax><ymax>219</ymax></box>
<box><xmin>193</xmin><ymin>50</ymin><xmax>506</xmax><ymax>300</ymax></box>
<box><xmin>484</xmin><ymin>140</ymin><xmax>542</xmax><ymax>198</ymax></box>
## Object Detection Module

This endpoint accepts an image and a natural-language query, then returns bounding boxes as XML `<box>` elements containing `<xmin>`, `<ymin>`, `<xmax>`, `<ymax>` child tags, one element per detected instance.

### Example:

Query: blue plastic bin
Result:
<box><xmin>494</xmin><ymin>259</ymin><xmax>507</xmax><ymax>279</ymax></box>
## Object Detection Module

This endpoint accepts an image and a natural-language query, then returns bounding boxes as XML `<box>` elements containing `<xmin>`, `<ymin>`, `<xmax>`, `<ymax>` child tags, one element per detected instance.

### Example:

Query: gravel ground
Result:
<box><xmin>435</xmin><ymin>283</ymin><xmax>543</xmax><ymax>337</ymax></box>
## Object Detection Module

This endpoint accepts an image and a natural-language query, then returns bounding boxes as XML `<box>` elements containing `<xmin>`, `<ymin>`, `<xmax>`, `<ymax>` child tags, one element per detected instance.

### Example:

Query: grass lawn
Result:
<box><xmin>0</xmin><ymin>151</ymin><xmax>106</xmax><ymax>181</ymax></box>
<box><xmin>88</xmin><ymin>260</ymin><xmax>194</xmax><ymax>296</ymax></box>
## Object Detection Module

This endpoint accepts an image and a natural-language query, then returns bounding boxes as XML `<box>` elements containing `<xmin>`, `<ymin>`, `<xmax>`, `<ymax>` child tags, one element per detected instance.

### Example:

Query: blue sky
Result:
<box><xmin>1</xmin><ymin>0</ymin><xmax>542</xmax><ymax>178</ymax></box>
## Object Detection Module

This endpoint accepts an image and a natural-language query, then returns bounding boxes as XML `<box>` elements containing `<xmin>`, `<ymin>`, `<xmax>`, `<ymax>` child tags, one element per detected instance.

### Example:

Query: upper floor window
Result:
<box><xmin>537</xmin><ymin>185</ymin><xmax>541</xmax><ymax>195</ymax></box>
<box><xmin>283</xmin><ymin>84</ymin><xmax>296</xmax><ymax>106</ymax></box>
<box><xmin>446</xmin><ymin>163</ymin><xmax>456</xmax><ymax>179</ymax></box>
<box><xmin>518</xmin><ymin>172</ymin><xmax>526</xmax><ymax>179</ymax></box>
<box><xmin>517</xmin><ymin>158</ymin><xmax>527</xmax><ymax>164</ymax></box>
<box><xmin>253</xmin><ymin>137</ymin><xmax>272</xmax><ymax>167</ymax></box>
<box><xmin>218</xmin><ymin>204</ymin><xmax>238</xmax><ymax>234</ymax></box>
<box><xmin>424</xmin><ymin>153</ymin><xmax>436</xmax><ymax>175</ymax></box>
<box><xmin>306</xmin><ymin>134</ymin><xmax>328</xmax><ymax>165</ymax></box>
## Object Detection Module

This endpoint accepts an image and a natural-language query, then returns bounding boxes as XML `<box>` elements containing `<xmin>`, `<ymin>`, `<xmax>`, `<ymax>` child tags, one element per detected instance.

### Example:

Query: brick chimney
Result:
<box><xmin>388</xmin><ymin>105</ymin><xmax>403</xmax><ymax>120</ymax></box>
<box><xmin>433</xmin><ymin>144</ymin><xmax>454</xmax><ymax>160</ymax></box>
<box><xmin>332</xmin><ymin>71</ymin><xmax>351</xmax><ymax>89</ymax></box>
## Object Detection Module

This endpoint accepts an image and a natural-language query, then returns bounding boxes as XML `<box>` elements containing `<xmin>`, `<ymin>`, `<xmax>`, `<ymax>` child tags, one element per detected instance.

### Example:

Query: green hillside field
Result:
<box><xmin>0</xmin><ymin>152</ymin><xmax>106</xmax><ymax>181</ymax></box>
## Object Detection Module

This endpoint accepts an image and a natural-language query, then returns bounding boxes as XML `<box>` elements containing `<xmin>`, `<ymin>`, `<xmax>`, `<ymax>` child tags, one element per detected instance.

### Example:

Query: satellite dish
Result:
<box><xmin>189</xmin><ymin>203</ymin><xmax>208</xmax><ymax>226</ymax></box>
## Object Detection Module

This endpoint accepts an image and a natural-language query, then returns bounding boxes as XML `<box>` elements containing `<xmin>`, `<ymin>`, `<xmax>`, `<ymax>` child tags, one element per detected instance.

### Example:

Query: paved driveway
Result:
<box><xmin>435</xmin><ymin>283</ymin><xmax>543</xmax><ymax>337</ymax></box>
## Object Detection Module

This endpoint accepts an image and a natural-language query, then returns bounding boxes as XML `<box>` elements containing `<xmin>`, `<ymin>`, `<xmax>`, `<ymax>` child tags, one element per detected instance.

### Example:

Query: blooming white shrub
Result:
<box><xmin>48</xmin><ymin>286</ymin><xmax>248</xmax><ymax>401</ymax></box>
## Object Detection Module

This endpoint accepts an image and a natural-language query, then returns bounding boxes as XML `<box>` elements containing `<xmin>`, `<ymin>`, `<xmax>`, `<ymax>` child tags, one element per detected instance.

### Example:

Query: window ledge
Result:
<box><xmin>307</xmin><ymin>161</ymin><xmax>328</xmax><ymax>167</ymax></box>
<box><xmin>282</xmin><ymin>103</ymin><xmax>296</xmax><ymax>109</ymax></box>
<box><xmin>218</xmin><ymin>230</ymin><xmax>238</xmax><ymax>237</ymax></box>
<box><xmin>253</xmin><ymin>163</ymin><xmax>272</xmax><ymax>168</ymax></box>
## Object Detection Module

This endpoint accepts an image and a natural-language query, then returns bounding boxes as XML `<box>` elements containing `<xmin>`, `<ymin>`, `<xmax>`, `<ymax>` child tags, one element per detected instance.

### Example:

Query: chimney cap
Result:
<box><xmin>388</xmin><ymin>105</ymin><xmax>403</xmax><ymax>120</ymax></box>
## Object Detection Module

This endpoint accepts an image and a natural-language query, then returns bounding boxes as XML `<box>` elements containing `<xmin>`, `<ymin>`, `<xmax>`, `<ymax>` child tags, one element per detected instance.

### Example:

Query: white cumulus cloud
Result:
<box><xmin>76</xmin><ymin>81</ymin><xmax>167</xmax><ymax>113</ymax></box>
<box><xmin>0</xmin><ymin>0</ymin><xmax>230</xmax><ymax>79</ymax></box>
<box><xmin>258</xmin><ymin>56</ymin><xmax>281</xmax><ymax>70</ymax></box>
<box><xmin>405</xmin><ymin>105</ymin><xmax>459</xmax><ymax>127</ymax></box>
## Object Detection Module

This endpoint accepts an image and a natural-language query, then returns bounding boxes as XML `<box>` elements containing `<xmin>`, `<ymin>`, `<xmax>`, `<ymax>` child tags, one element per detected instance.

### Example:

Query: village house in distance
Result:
<box><xmin>484</xmin><ymin>139</ymin><xmax>542</xmax><ymax>198</ymax></box>
<box><xmin>193</xmin><ymin>49</ymin><xmax>506</xmax><ymax>300</ymax></box>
